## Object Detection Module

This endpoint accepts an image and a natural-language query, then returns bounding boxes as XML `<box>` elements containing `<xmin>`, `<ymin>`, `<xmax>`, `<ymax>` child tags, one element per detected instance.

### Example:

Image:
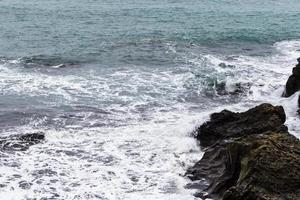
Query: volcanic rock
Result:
<box><xmin>196</xmin><ymin>103</ymin><xmax>286</xmax><ymax>147</ymax></box>
<box><xmin>187</xmin><ymin>104</ymin><xmax>300</xmax><ymax>200</ymax></box>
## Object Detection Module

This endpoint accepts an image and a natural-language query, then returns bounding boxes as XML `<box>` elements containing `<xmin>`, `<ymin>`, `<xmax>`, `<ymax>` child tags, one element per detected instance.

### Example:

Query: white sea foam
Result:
<box><xmin>0</xmin><ymin>111</ymin><xmax>204</xmax><ymax>200</ymax></box>
<box><xmin>0</xmin><ymin>40</ymin><xmax>300</xmax><ymax>199</ymax></box>
<box><xmin>203</xmin><ymin>40</ymin><xmax>300</xmax><ymax>138</ymax></box>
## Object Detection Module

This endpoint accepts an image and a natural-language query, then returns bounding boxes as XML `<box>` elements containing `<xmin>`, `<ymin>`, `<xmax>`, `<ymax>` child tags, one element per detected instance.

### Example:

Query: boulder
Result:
<box><xmin>282</xmin><ymin>74</ymin><xmax>300</xmax><ymax>97</ymax></box>
<box><xmin>196</xmin><ymin>103</ymin><xmax>286</xmax><ymax>147</ymax></box>
<box><xmin>282</xmin><ymin>58</ymin><xmax>300</xmax><ymax>97</ymax></box>
<box><xmin>187</xmin><ymin>104</ymin><xmax>300</xmax><ymax>200</ymax></box>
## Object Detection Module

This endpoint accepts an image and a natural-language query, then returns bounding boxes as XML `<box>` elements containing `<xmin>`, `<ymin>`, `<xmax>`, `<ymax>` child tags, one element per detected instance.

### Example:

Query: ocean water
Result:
<box><xmin>0</xmin><ymin>0</ymin><xmax>300</xmax><ymax>199</ymax></box>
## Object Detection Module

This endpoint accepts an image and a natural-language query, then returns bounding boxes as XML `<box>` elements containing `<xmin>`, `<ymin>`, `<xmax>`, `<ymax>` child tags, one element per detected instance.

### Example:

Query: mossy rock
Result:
<box><xmin>187</xmin><ymin>104</ymin><xmax>300</xmax><ymax>200</ymax></box>
<box><xmin>224</xmin><ymin>132</ymin><xmax>300</xmax><ymax>200</ymax></box>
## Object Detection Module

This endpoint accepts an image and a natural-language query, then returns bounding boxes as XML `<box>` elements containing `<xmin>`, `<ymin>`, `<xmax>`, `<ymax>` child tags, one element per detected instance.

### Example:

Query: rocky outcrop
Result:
<box><xmin>0</xmin><ymin>132</ymin><xmax>45</xmax><ymax>151</ymax></box>
<box><xmin>196</xmin><ymin>103</ymin><xmax>286</xmax><ymax>147</ymax></box>
<box><xmin>186</xmin><ymin>104</ymin><xmax>300</xmax><ymax>200</ymax></box>
<box><xmin>282</xmin><ymin>57</ymin><xmax>300</xmax><ymax>97</ymax></box>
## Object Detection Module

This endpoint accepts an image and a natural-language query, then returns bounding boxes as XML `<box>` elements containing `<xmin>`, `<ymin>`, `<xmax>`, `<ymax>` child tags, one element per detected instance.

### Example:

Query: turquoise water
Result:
<box><xmin>0</xmin><ymin>0</ymin><xmax>300</xmax><ymax>199</ymax></box>
<box><xmin>1</xmin><ymin>0</ymin><xmax>300</xmax><ymax>58</ymax></box>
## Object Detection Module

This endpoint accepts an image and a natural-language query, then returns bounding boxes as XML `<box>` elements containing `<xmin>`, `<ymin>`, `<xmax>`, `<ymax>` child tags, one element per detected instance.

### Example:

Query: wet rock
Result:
<box><xmin>298</xmin><ymin>95</ymin><xmax>300</xmax><ymax>114</ymax></box>
<box><xmin>214</xmin><ymin>81</ymin><xmax>251</xmax><ymax>96</ymax></box>
<box><xmin>214</xmin><ymin>81</ymin><xmax>227</xmax><ymax>96</ymax></box>
<box><xmin>227</xmin><ymin>82</ymin><xmax>251</xmax><ymax>95</ymax></box>
<box><xmin>19</xmin><ymin>132</ymin><xmax>45</xmax><ymax>143</ymax></box>
<box><xmin>187</xmin><ymin>104</ymin><xmax>300</xmax><ymax>200</ymax></box>
<box><xmin>218</xmin><ymin>63</ymin><xmax>235</xmax><ymax>69</ymax></box>
<box><xmin>282</xmin><ymin>57</ymin><xmax>300</xmax><ymax>97</ymax></box>
<box><xmin>0</xmin><ymin>132</ymin><xmax>45</xmax><ymax>151</ymax></box>
<box><xmin>196</xmin><ymin>103</ymin><xmax>286</xmax><ymax>147</ymax></box>
<box><xmin>292</xmin><ymin>65</ymin><xmax>300</xmax><ymax>77</ymax></box>
<box><xmin>282</xmin><ymin>74</ymin><xmax>300</xmax><ymax>97</ymax></box>
<box><xmin>222</xmin><ymin>132</ymin><xmax>300</xmax><ymax>200</ymax></box>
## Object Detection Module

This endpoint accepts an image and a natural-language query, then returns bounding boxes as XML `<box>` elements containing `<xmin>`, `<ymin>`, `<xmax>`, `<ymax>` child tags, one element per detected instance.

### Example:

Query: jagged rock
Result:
<box><xmin>222</xmin><ymin>132</ymin><xmax>300</xmax><ymax>200</ymax></box>
<box><xmin>187</xmin><ymin>104</ymin><xmax>300</xmax><ymax>200</ymax></box>
<box><xmin>282</xmin><ymin>58</ymin><xmax>300</xmax><ymax>97</ymax></box>
<box><xmin>0</xmin><ymin>132</ymin><xmax>45</xmax><ymax>151</ymax></box>
<box><xmin>196</xmin><ymin>103</ymin><xmax>286</xmax><ymax>147</ymax></box>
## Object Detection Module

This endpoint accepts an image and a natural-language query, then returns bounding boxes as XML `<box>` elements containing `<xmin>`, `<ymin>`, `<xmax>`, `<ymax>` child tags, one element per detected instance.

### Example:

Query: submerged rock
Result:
<box><xmin>282</xmin><ymin>57</ymin><xmax>300</xmax><ymax>97</ymax></box>
<box><xmin>187</xmin><ymin>104</ymin><xmax>300</xmax><ymax>200</ymax></box>
<box><xmin>0</xmin><ymin>132</ymin><xmax>45</xmax><ymax>151</ymax></box>
<box><xmin>215</xmin><ymin>82</ymin><xmax>251</xmax><ymax>96</ymax></box>
<box><xmin>218</xmin><ymin>63</ymin><xmax>235</xmax><ymax>69</ymax></box>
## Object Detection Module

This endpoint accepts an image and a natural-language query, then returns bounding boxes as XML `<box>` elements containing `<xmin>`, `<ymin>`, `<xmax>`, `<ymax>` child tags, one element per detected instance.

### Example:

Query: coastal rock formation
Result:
<box><xmin>0</xmin><ymin>132</ymin><xmax>45</xmax><ymax>151</ymax></box>
<box><xmin>283</xmin><ymin>57</ymin><xmax>300</xmax><ymax>97</ymax></box>
<box><xmin>196</xmin><ymin>103</ymin><xmax>286</xmax><ymax>147</ymax></box>
<box><xmin>187</xmin><ymin>104</ymin><xmax>300</xmax><ymax>200</ymax></box>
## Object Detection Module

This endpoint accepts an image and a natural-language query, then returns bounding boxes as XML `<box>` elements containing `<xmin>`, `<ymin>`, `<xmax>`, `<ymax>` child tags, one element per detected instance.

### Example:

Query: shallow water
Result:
<box><xmin>0</xmin><ymin>0</ymin><xmax>300</xmax><ymax>199</ymax></box>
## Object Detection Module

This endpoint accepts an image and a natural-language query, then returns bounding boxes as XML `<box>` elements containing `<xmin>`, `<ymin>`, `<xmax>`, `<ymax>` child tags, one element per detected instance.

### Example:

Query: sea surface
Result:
<box><xmin>0</xmin><ymin>0</ymin><xmax>300</xmax><ymax>199</ymax></box>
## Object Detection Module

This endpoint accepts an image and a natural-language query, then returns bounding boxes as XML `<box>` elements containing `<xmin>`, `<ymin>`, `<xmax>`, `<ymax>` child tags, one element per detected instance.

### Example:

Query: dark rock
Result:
<box><xmin>283</xmin><ymin>74</ymin><xmax>300</xmax><ymax>97</ymax></box>
<box><xmin>214</xmin><ymin>81</ymin><xmax>227</xmax><ymax>96</ymax></box>
<box><xmin>282</xmin><ymin>57</ymin><xmax>300</xmax><ymax>97</ymax></box>
<box><xmin>19</xmin><ymin>132</ymin><xmax>45</xmax><ymax>143</ymax></box>
<box><xmin>298</xmin><ymin>95</ymin><xmax>300</xmax><ymax>114</ymax></box>
<box><xmin>218</xmin><ymin>63</ymin><xmax>235</xmax><ymax>69</ymax></box>
<box><xmin>222</xmin><ymin>132</ymin><xmax>300</xmax><ymax>200</ymax></box>
<box><xmin>0</xmin><ymin>132</ymin><xmax>45</xmax><ymax>151</ymax></box>
<box><xmin>196</xmin><ymin>103</ymin><xmax>286</xmax><ymax>147</ymax></box>
<box><xmin>292</xmin><ymin>66</ymin><xmax>300</xmax><ymax>78</ymax></box>
<box><xmin>213</xmin><ymin>81</ymin><xmax>251</xmax><ymax>96</ymax></box>
<box><xmin>229</xmin><ymin>82</ymin><xmax>251</xmax><ymax>95</ymax></box>
<box><xmin>187</xmin><ymin>104</ymin><xmax>300</xmax><ymax>200</ymax></box>
<box><xmin>186</xmin><ymin>141</ymin><xmax>241</xmax><ymax>198</ymax></box>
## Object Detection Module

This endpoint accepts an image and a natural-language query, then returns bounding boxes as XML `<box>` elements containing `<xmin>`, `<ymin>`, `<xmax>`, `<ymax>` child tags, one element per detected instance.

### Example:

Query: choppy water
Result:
<box><xmin>1</xmin><ymin>0</ymin><xmax>300</xmax><ymax>199</ymax></box>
